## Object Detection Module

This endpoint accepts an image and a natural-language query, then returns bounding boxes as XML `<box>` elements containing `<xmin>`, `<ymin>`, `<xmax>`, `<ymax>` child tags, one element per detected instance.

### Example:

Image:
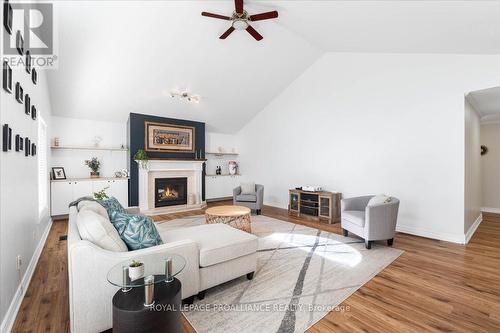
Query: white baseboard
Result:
<box><xmin>396</xmin><ymin>224</ymin><xmax>464</xmax><ymax>244</ymax></box>
<box><xmin>481</xmin><ymin>207</ymin><xmax>500</xmax><ymax>214</ymax></box>
<box><xmin>0</xmin><ymin>219</ymin><xmax>53</xmax><ymax>333</ymax></box>
<box><xmin>464</xmin><ymin>214</ymin><xmax>482</xmax><ymax>244</ymax></box>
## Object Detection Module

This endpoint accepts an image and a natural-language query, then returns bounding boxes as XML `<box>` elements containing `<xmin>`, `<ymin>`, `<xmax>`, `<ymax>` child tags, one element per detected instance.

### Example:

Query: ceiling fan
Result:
<box><xmin>201</xmin><ymin>0</ymin><xmax>279</xmax><ymax>41</ymax></box>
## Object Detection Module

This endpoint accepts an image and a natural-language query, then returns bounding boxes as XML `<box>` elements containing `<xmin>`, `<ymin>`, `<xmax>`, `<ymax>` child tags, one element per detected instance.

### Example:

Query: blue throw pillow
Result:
<box><xmin>98</xmin><ymin>197</ymin><xmax>126</xmax><ymax>217</ymax></box>
<box><xmin>109</xmin><ymin>211</ymin><xmax>163</xmax><ymax>250</ymax></box>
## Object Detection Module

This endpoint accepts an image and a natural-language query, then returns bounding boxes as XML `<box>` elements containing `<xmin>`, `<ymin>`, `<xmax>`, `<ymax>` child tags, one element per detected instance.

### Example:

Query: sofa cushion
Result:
<box><xmin>98</xmin><ymin>197</ymin><xmax>126</xmax><ymax>217</ymax></box>
<box><xmin>76</xmin><ymin>209</ymin><xmax>128</xmax><ymax>252</ymax></box>
<box><xmin>342</xmin><ymin>211</ymin><xmax>366</xmax><ymax>227</ymax></box>
<box><xmin>236</xmin><ymin>194</ymin><xmax>257</xmax><ymax>202</ymax></box>
<box><xmin>161</xmin><ymin>224</ymin><xmax>258</xmax><ymax>267</ymax></box>
<box><xmin>109</xmin><ymin>211</ymin><xmax>163</xmax><ymax>251</ymax></box>
<box><xmin>77</xmin><ymin>200</ymin><xmax>109</xmax><ymax>219</ymax></box>
<box><xmin>240</xmin><ymin>182</ymin><xmax>256</xmax><ymax>195</ymax></box>
<box><xmin>367</xmin><ymin>194</ymin><xmax>392</xmax><ymax>206</ymax></box>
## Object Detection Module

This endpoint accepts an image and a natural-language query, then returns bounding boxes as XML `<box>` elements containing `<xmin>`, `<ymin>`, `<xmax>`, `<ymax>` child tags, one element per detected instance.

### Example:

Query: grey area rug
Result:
<box><xmin>156</xmin><ymin>215</ymin><xmax>403</xmax><ymax>333</ymax></box>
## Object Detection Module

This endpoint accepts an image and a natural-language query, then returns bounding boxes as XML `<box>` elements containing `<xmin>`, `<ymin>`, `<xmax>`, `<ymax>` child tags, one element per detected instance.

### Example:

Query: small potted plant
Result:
<box><xmin>85</xmin><ymin>157</ymin><xmax>101</xmax><ymax>178</ymax></box>
<box><xmin>93</xmin><ymin>186</ymin><xmax>109</xmax><ymax>200</ymax></box>
<box><xmin>128</xmin><ymin>260</ymin><xmax>144</xmax><ymax>280</ymax></box>
<box><xmin>134</xmin><ymin>149</ymin><xmax>149</xmax><ymax>170</ymax></box>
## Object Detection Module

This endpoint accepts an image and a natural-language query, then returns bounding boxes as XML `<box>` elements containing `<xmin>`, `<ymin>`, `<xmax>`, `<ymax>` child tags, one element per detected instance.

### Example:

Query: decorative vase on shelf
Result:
<box><xmin>228</xmin><ymin>161</ymin><xmax>238</xmax><ymax>175</ymax></box>
<box><xmin>90</xmin><ymin>171</ymin><xmax>100</xmax><ymax>178</ymax></box>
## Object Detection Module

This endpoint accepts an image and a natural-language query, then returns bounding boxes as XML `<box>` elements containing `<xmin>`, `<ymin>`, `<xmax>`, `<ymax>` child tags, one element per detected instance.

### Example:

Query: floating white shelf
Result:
<box><xmin>206</xmin><ymin>152</ymin><xmax>239</xmax><ymax>156</ymax></box>
<box><xmin>51</xmin><ymin>145</ymin><xmax>128</xmax><ymax>151</ymax></box>
<box><xmin>205</xmin><ymin>174</ymin><xmax>242</xmax><ymax>177</ymax></box>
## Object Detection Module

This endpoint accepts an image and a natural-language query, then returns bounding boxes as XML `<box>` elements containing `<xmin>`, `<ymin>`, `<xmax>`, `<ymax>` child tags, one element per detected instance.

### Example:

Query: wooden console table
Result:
<box><xmin>288</xmin><ymin>189</ymin><xmax>341</xmax><ymax>224</ymax></box>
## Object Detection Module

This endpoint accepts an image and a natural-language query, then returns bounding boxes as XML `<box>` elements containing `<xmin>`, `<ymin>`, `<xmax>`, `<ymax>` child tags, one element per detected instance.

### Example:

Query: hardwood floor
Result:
<box><xmin>11</xmin><ymin>204</ymin><xmax>500</xmax><ymax>333</ymax></box>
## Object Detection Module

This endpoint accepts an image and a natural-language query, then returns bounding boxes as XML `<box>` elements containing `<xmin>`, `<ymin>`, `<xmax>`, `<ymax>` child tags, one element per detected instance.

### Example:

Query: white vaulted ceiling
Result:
<box><xmin>48</xmin><ymin>1</ymin><xmax>500</xmax><ymax>132</ymax></box>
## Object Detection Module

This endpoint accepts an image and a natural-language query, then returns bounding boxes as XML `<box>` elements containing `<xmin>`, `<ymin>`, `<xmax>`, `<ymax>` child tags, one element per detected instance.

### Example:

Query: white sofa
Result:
<box><xmin>68</xmin><ymin>203</ymin><xmax>258</xmax><ymax>333</ymax></box>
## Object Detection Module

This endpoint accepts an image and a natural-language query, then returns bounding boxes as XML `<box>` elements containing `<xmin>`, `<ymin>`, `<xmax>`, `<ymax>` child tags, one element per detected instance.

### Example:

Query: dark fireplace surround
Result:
<box><xmin>155</xmin><ymin>177</ymin><xmax>188</xmax><ymax>208</ymax></box>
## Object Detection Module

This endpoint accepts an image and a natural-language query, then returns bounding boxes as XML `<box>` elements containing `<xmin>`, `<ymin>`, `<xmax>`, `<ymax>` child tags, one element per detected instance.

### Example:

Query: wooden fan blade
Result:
<box><xmin>235</xmin><ymin>0</ymin><xmax>244</xmax><ymax>14</ymax></box>
<box><xmin>249</xmin><ymin>11</ymin><xmax>279</xmax><ymax>22</ymax></box>
<box><xmin>246</xmin><ymin>25</ymin><xmax>263</xmax><ymax>41</ymax></box>
<box><xmin>201</xmin><ymin>12</ymin><xmax>232</xmax><ymax>20</ymax></box>
<box><xmin>220</xmin><ymin>26</ymin><xmax>236</xmax><ymax>39</ymax></box>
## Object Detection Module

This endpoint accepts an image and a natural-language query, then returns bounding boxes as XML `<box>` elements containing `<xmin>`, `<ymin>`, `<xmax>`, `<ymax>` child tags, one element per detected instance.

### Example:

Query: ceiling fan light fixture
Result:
<box><xmin>232</xmin><ymin>19</ymin><xmax>249</xmax><ymax>30</ymax></box>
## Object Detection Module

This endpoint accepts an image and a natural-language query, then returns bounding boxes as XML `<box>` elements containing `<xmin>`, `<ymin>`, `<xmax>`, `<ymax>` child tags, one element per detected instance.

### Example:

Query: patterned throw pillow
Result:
<box><xmin>98</xmin><ymin>197</ymin><xmax>126</xmax><ymax>217</ymax></box>
<box><xmin>109</xmin><ymin>211</ymin><xmax>163</xmax><ymax>250</ymax></box>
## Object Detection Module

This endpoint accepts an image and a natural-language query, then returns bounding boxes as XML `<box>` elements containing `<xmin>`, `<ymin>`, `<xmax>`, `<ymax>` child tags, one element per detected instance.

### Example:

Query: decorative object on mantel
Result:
<box><xmin>194</xmin><ymin>149</ymin><xmax>204</xmax><ymax>160</ymax></box>
<box><xmin>3</xmin><ymin>0</ymin><xmax>13</xmax><ymax>34</ymax></box>
<box><xmin>53</xmin><ymin>137</ymin><xmax>60</xmax><ymax>147</ymax></box>
<box><xmin>144</xmin><ymin>121</ymin><xmax>195</xmax><ymax>153</ymax></box>
<box><xmin>216</xmin><ymin>166</ymin><xmax>222</xmax><ymax>175</ymax></box>
<box><xmin>115</xmin><ymin>169</ymin><xmax>129</xmax><ymax>178</ymax></box>
<box><xmin>2</xmin><ymin>60</ymin><xmax>12</xmax><ymax>93</ymax></box>
<box><xmin>228</xmin><ymin>160</ymin><xmax>238</xmax><ymax>175</ymax></box>
<box><xmin>85</xmin><ymin>157</ymin><xmax>101</xmax><ymax>178</ymax></box>
<box><xmin>134</xmin><ymin>149</ymin><xmax>149</xmax><ymax>170</ymax></box>
<box><xmin>92</xmin><ymin>136</ymin><xmax>102</xmax><ymax>147</ymax></box>
<box><xmin>15</xmin><ymin>82</ymin><xmax>23</xmax><ymax>103</ymax></box>
<box><xmin>52</xmin><ymin>167</ymin><xmax>67</xmax><ymax>180</ymax></box>
<box><xmin>170</xmin><ymin>89</ymin><xmax>200</xmax><ymax>104</ymax></box>
<box><xmin>16</xmin><ymin>30</ymin><xmax>24</xmax><ymax>55</ymax></box>
<box><xmin>481</xmin><ymin>145</ymin><xmax>488</xmax><ymax>156</ymax></box>
<box><xmin>217</xmin><ymin>146</ymin><xmax>224</xmax><ymax>153</ymax></box>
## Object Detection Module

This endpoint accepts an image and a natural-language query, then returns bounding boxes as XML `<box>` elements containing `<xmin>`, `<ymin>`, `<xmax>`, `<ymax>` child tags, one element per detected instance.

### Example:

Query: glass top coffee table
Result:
<box><xmin>106</xmin><ymin>253</ymin><xmax>186</xmax><ymax>333</ymax></box>
<box><xmin>107</xmin><ymin>253</ymin><xmax>186</xmax><ymax>290</ymax></box>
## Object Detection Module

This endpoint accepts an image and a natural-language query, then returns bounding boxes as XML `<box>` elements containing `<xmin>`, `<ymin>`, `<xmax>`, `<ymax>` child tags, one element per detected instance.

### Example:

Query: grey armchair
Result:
<box><xmin>341</xmin><ymin>195</ymin><xmax>400</xmax><ymax>249</ymax></box>
<box><xmin>233</xmin><ymin>184</ymin><xmax>264</xmax><ymax>215</ymax></box>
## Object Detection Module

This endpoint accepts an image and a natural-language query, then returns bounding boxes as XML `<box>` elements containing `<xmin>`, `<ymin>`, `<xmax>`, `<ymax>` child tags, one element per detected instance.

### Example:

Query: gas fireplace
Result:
<box><xmin>154</xmin><ymin>177</ymin><xmax>188</xmax><ymax>207</ymax></box>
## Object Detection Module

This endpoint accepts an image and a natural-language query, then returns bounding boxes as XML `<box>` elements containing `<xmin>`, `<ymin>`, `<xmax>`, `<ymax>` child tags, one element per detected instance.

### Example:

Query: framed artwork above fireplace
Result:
<box><xmin>144</xmin><ymin>121</ymin><xmax>195</xmax><ymax>153</ymax></box>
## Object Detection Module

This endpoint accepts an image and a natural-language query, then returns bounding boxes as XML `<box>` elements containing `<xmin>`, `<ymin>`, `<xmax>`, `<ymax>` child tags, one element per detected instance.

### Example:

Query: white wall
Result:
<box><xmin>237</xmin><ymin>53</ymin><xmax>500</xmax><ymax>243</ymax></box>
<box><xmin>0</xmin><ymin>37</ymin><xmax>53</xmax><ymax>333</ymax></box>
<box><xmin>50</xmin><ymin>116</ymin><xmax>128</xmax><ymax>178</ymax></box>
<box><xmin>481</xmin><ymin>122</ymin><xmax>500</xmax><ymax>211</ymax></box>
<box><xmin>464</xmin><ymin>99</ymin><xmax>482</xmax><ymax>234</ymax></box>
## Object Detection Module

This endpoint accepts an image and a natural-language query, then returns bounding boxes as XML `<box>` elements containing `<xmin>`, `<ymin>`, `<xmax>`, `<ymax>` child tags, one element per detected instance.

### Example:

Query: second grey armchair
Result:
<box><xmin>341</xmin><ymin>195</ymin><xmax>400</xmax><ymax>249</ymax></box>
<box><xmin>233</xmin><ymin>184</ymin><xmax>264</xmax><ymax>214</ymax></box>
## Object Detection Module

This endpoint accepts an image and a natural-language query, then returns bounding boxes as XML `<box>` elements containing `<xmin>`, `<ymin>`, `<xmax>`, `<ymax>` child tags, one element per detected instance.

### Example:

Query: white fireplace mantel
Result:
<box><xmin>138</xmin><ymin>160</ymin><xmax>206</xmax><ymax>214</ymax></box>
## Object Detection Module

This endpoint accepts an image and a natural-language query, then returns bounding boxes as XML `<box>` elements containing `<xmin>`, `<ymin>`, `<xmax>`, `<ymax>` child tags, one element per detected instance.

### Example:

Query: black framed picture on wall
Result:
<box><xmin>3</xmin><ymin>0</ymin><xmax>13</xmax><ymax>34</ymax></box>
<box><xmin>2</xmin><ymin>60</ymin><xmax>12</xmax><ymax>93</ymax></box>
<box><xmin>15</xmin><ymin>82</ymin><xmax>23</xmax><ymax>103</ymax></box>
<box><xmin>52</xmin><ymin>167</ymin><xmax>66</xmax><ymax>180</ymax></box>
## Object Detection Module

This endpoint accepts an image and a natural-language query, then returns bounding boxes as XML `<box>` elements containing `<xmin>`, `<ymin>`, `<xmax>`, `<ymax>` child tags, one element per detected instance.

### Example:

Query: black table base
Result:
<box><xmin>111</xmin><ymin>276</ymin><xmax>182</xmax><ymax>333</ymax></box>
